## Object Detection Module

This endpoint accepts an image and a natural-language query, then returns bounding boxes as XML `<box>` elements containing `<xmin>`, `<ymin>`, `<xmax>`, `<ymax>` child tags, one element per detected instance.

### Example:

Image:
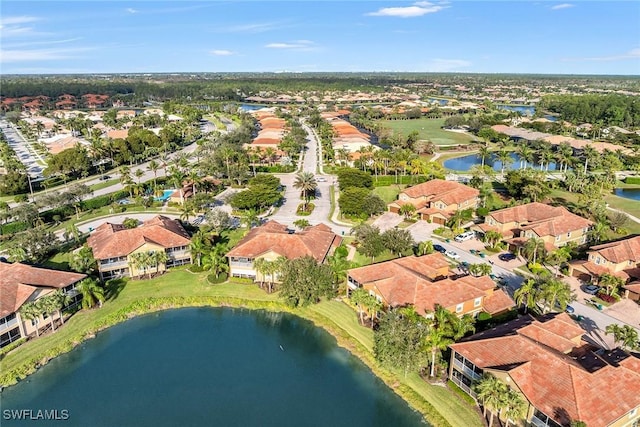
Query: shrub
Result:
<box><xmin>477</xmin><ymin>312</ymin><xmax>491</xmax><ymax>321</ymax></box>
<box><xmin>596</xmin><ymin>293</ymin><xmax>617</xmax><ymax>304</ymax></box>
<box><xmin>0</xmin><ymin>221</ymin><xmax>28</xmax><ymax>235</ymax></box>
<box><xmin>625</xmin><ymin>176</ymin><xmax>640</xmax><ymax>185</ymax></box>
<box><xmin>296</xmin><ymin>203</ymin><xmax>314</xmax><ymax>216</ymax></box>
<box><xmin>476</xmin><ymin>207</ymin><xmax>489</xmax><ymax>217</ymax></box>
<box><xmin>207</xmin><ymin>272</ymin><xmax>228</xmax><ymax>284</ymax></box>
<box><xmin>0</xmin><ymin>338</ymin><xmax>27</xmax><ymax>357</ymax></box>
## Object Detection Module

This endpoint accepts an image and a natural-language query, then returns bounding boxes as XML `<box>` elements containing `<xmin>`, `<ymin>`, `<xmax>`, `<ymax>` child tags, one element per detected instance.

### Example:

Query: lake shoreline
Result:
<box><xmin>0</xmin><ymin>295</ymin><xmax>460</xmax><ymax>427</ymax></box>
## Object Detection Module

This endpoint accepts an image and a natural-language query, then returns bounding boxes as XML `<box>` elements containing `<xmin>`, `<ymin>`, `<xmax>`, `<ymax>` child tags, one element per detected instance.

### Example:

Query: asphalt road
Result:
<box><xmin>0</xmin><ymin>120</ymin><xmax>46</xmax><ymax>178</ymax></box>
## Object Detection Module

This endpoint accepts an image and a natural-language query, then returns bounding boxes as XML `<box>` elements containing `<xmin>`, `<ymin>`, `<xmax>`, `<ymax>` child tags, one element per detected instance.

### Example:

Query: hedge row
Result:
<box><xmin>372</xmin><ymin>175</ymin><xmax>428</xmax><ymax>187</ymax></box>
<box><xmin>625</xmin><ymin>176</ymin><xmax>640</xmax><ymax>185</ymax></box>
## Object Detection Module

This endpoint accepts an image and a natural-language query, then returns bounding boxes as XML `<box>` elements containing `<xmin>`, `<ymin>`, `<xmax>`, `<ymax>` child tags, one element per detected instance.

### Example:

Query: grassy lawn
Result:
<box><xmin>375</xmin><ymin>118</ymin><xmax>475</xmax><ymax>146</ymax></box>
<box><xmin>352</xmin><ymin>248</ymin><xmax>399</xmax><ymax>267</ymax></box>
<box><xmin>372</xmin><ymin>185</ymin><xmax>403</xmax><ymax>203</ymax></box>
<box><xmin>1</xmin><ymin>269</ymin><xmax>483</xmax><ymax>427</ymax></box>
<box><xmin>89</xmin><ymin>178</ymin><xmax>120</xmax><ymax>192</ymax></box>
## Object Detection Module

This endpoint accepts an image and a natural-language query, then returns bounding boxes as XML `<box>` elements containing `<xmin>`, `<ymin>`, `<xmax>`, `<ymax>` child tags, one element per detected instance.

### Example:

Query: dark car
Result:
<box><xmin>433</xmin><ymin>244</ymin><xmax>446</xmax><ymax>253</ymax></box>
<box><xmin>565</xmin><ymin>305</ymin><xmax>575</xmax><ymax>314</ymax></box>
<box><xmin>498</xmin><ymin>253</ymin><xmax>517</xmax><ymax>262</ymax></box>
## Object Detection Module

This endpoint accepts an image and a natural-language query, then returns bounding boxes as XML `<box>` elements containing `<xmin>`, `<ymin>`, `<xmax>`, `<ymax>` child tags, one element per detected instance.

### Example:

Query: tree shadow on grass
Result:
<box><xmin>105</xmin><ymin>278</ymin><xmax>127</xmax><ymax>302</ymax></box>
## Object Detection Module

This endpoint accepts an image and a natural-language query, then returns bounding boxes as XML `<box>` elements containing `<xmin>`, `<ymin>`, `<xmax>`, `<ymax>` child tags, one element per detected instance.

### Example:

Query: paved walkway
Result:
<box><xmin>606</xmin><ymin>206</ymin><xmax>640</xmax><ymax>224</ymax></box>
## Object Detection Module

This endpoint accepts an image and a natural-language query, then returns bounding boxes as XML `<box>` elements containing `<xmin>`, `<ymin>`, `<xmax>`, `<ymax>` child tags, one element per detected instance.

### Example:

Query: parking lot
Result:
<box><xmin>0</xmin><ymin>120</ymin><xmax>46</xmax><ymax>178</ymax></box>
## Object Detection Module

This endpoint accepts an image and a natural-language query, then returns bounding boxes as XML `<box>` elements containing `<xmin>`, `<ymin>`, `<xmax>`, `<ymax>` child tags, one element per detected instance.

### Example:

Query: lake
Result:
<box><xmin>613</xmin><ymin>188</ymin><xmax>640</xmax><ymax>201</ymax></box>
<box><xmin>443</xmin><ymin>152</ymin><xmax>561</xmax><ymax>172</ymax></box>
<box><xmin>0</xmin><ymin>308</ymin><xmax>426</xmax><ymax>427</ymax></box>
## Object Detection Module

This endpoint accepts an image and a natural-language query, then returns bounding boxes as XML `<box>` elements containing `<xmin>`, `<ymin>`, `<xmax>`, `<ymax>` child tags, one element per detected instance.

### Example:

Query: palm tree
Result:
<box><xmin>19</xmin><ymin>301</ymin><xmax>42</xmax><ymax>337</ymax></box>
<box><xmin>76</xmin><ymin>278</ymin><xmax>105</xmax><ymax>309</ymax></box>
<box><xmin>605</xmin><ymin>324</ymin><xmax>639</xmax><ymax>351</ymax></box>
<box><xmin>474</xmin><ymin>374</ymin><xmax>508</xmax><ymax>427</ymax></box>
<box><xmin>514</xmin><ymin>279</ymin><xmax>537</xmax><ymax>314</ymax></box>
<box><xmin>147</xmin><ymin>160</ymin><xmax>159</xmax><ymax>194</ymax></box>
<box><xmin>189</xmin><ymin>231</ymin><xmax>210</xmax><ymax>267</ymax></box>
<box><xmin>495</xmin><ymin>150</ymin><xmax>513</xmax><ymax>176</ymax></box>
<box><xmin>587</xmin><ymin>221</ymin><xmax>607</xmax><ymax>244</ymax></box>
<box><xmin>38</xmin><ymin>296</ymin><xmax>59</xmax><ymax>333</ymax></box>
<box><xmin>538</xmin><ymin>278</ymin><xmax>574</xmax><ymax>314</ymax></box>
<box><xmin>253</xmin><ymin>257</ymin><xmax>268</xmax><ymax>289</ymax></box>
<box><xmin>483</xmin><ymin>230</ymin><xmax>503</xmax><ymax>248</ymax></box>
<box><xmin>478</xmin><ymin>145</ymin><xmax>491</xmax><ymax>168</ymax></box>
<box><xmin>350</xmin><ymin>288</ymin><xmax>369</xmax><ymax>325</ymax></box>
<box><xmin>447</xmin><ymin>209</ymin><xmax>472</xmax><ymax>231</ymax></box>
<box><xmin>293</xmin><ymin>172</ymin><xmax>317</xmax><ymax>210</ymax></box>
<box><xmin>180</xmin><ymin>203</ymin><xmax>195</xmax><ymax>222</ymax></box>
<box><xmin>202</xmin><ymin>243</ymin><xmax>229</xmax><ymax>279</ymax></box>
<box><xmin>241</xmin><ymin>208</ymin><xmax>259</xmax><ymax>230</ymax></box>
<box><xmin>582</xmin><ymin>145</ymin><xmax>598</xmax><ymax>174</ymax></box>
<box><xmin>150</xmin><ymin>250</ymin><xmax>169</xmax><ymax>276</ymax></box>
<box><xmin>557</xmin><ymin>142</ymin><xmax>574</xmax><ymax>173</ymax></box>
<box><xmin>522</xmin><ymin>237</ymin><xmax>546</xmax><ymax>265</ymax></box>
<box><xmin>417</xmin><ymin>240</ymin><xmax>434</xmax><ymax>255</ymax></box>
<box><xmin>51</xmin><ymin>289</ymin><xmax>71</xmax><ymax>326</ymax></box>
<box><xmin>502</xmin><ymin>388</ymin><xmax>528</xmax><ymax>427</ymax></box>
<box><xmin>516</xmin><ymin>144</ymin><xmax>533</xmax><ymax>169</ymax></box>
<box><xmin>399</xmin><ymin>204</ymin><xmax>417</xmax><ymax>219</ymax></box>
<box><xmin>130</xmin><ymin>252</ymin><xmax>152</xmax><ymax>279</ymax></box>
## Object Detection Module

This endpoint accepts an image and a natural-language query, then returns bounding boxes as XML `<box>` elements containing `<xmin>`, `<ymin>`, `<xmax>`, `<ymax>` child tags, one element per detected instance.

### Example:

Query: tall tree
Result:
<box><xmin>76</xmin><ymin>278</ymin><xmax>105</xmax><ymax>309</ymax></box>
<box><xmin>278</xmin><ymin>256</ymin><xmax>335</xmax><ymax>307</ymax></box>
<box><xmin>293</xmin><ymin>171</ymin><xmax>317</xmax><ymax>210</ymax></box>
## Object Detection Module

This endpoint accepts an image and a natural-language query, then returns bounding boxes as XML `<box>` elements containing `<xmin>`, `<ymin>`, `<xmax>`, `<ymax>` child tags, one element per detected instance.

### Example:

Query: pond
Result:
<box><xmin>613</xmin><ymin>188</ymin><xmax>640</xmax><ymax>201</ymax></box>
<box><xmin>1</xmin><ymin>308</ymin><xmax>427</xmax><ymax>427</ymax></box>
<box><xmin>443</xmin><ymin>152</ymin><xmax>561</xmax><ymax>172</ymax></box>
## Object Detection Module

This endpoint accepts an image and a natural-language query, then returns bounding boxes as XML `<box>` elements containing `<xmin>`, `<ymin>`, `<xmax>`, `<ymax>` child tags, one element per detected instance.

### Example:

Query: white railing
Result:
<box><xmin>530</xmin><ymin>415</ymin><xmax>547</xmax><ymax>427</ymax></box>
<box><xmin>0</xmin><ymin>317</ymin><xmax>19</xmax><ymax>332</ymax></box>
<box><xmin>230</xmin><ymin>261</ymin><xmax>253</xmax><ymax>268</ymax></box>
<box><xmin>453</xmin><ymin>358</ymin><xmax>482</xmax><ymax>381</ymax></box>
<box><xmin>451</xmin><ymin>375</ymin><xmax>477</xmax><ymax>399</ymax></box>
<box><xmin>100</xmin><ymin>260</ymin><xmax>128</xmax><ymax>268</ymax></box>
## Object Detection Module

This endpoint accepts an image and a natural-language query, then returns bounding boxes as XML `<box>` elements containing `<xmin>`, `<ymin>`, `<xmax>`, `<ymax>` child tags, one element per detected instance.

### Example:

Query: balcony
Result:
<box><xmin>167</xmin><ymin>250</ymin><xmax>189</xmax><ymax>258</ymax></box>
<box><xmin>451</xmin><ymin>375</ymin><xmax>477</xmax><ymax>399</ymax></box>
<box><xmin>530</xmin><ymin>415</ymin><xmax>547</xmax><ymax>427</ymax></box>
<box><xmin>453</xmin><ymin>358</ymin><xmax>482</xmax><ymax>381</ymax></box>
<box><xmin>100</xmin><ymin>260</ymin><xmax>128</xmax><ymax>269</ymax></box>
<box><xmin>0</xmin><ymin>317</ymin><xmax>19</xmax><ymax>332</ymax></box>
<box><xmin>230</xmin><ymin>261</ymin><xmax>254</xmax><ymax>268</ymax></box>
<box><xmin>347</xmin><ymin>278</ymin><xmax>360</xmax><ymax>290</ymax></box>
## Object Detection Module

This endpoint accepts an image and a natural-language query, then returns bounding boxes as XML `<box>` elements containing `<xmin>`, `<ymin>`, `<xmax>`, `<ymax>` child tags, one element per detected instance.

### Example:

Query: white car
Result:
<box><xmin>454</xmin><ymin>231</ymin><xmax>475</xmax><ymax>242</ymax></box>
<box><xmin>316</xmin><ymin>176</ymin><xmax>327</xmax><ymax>182</ymax></box>
<box><xmin>445</xmin><ymin>250</ymin><xmax>460</xmax><ymax>260</ymax></box>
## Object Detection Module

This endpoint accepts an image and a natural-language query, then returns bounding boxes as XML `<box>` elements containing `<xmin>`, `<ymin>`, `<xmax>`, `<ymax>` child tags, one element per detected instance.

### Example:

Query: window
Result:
<box><xmin>474</xmin><ymin>298</ymin><xmax>482</xmax><ymax>308</ymax></box>
<box><xmin>555</xmin><ymin>235</ymin><xmax>560</xmax><ymax>241</ymax></box>
<box><xmin>630</xmin><ymin>408</ymin><xmax>638</xmax><ymax>418</ymax></box>
<box><xmin>456</xmin><ymin>303</ymin><xmax>463</xmax><ymax>313</ymax></box>
<box><xmin>595</xmin><ymin>257</ymin><xmax>601</xmax><ymax>265</ymax></box>
<box><xmin>567</xmin><ymin>232</ymin><xmax>571</xmax><ymax>237</ymax></box>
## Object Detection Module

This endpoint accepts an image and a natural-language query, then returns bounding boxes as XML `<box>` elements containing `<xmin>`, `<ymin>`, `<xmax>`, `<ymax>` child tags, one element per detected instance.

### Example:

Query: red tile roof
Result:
<box><xmin>348</xmin><ymin>255</ymin><xmax>513</xmax><ymax>316</ymax></box>
<box><xmin>87</xmin><ymin>215</ymin><xmax>190</xmax><ymax>259</ymax></box>
<box><xmin>589</xmin><ymin>235</ymin><xmax>640</xmax><ymax>264</ymax></box>
<box><xmin>401</xmin><ymin>179</ymin><xmax>479</xmax><ymax>205</ymax></box>
<box><xmin>451</xmin><ymin>314</ymin><xmax>640</xmax><ymax>427</ymax></box>
<box><xmin>490</xmin><ymin>202</ymin><xmax>592</xmax><ymax>237</ymax></box>
<box><xmin>226</xmin><ymin>221</ymin><xmax>341</xmax><ymax>262</ymax></box>
<box><xmin>0</xmin><ymin>262</ymin><xmax>86</xmax><ymax>317</ymax></box>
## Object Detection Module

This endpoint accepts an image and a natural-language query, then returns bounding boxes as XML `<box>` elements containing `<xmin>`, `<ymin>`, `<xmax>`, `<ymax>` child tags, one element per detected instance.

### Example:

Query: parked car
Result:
<box><xmin>316</xmin><ymin>176</ymin><xmax>327</xmax><ymax>182</ymax></box>
<box><xmin>433</xmin><ymin>244</ymin><xmax>446</xmax><ymax>253</ymax></box>
<box><xmin>445</xmin><ymin>250</ymin><xmax>460</xmax><ymax>260</ymax></box>
<box><xmin>454</xmin><ymin>231</ymin><xmax>475</xmax><ymax>242</ymax></box>
<box><xmin>565</xmin><ymin>305</ymin><xmax>575</xmax><ymax>314</ymax></box>
<box><xmin>498</xmin><ymin>253</ymin><xmax>517</xmax><ymax>262</ymax></box>
<box><xmin>99</xmin><ymin>175</ymin><xmax>112</xmax><ymax>181</ymax></box>
<box><xmin>583</xmin><ymin>284</ymin><xmax>601</xmax><ymax>295</ymax></box>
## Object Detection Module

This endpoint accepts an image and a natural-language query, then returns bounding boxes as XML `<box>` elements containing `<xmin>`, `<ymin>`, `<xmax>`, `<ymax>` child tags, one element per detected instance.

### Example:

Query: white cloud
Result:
<box><xmin>0</xmin><ymin>47</ymin><xmax>93</xmax><ymax>63</ymax></box>
<box><xmin>266</xmin><ymin>40</ymin><xmax>315</xmax><ymax>49</ymax></box>
<box><xmin>562</xmin><ymin>48</ymin><xmax>640</xmax><ymax>62</ymax></box>
<box><xmin>126</xmin><ymin>8</ymin><xmax>137</xmax><ymax>14</ymax></box>
<box><xmin>0</xmin><ymin>16</ymin><xmax>40</xmax><ymax>26</ymax></box>
<box><xmin>551</xmin><ymin>3</ymin><xmax>574</xmax><ymax>10</ymax></box>
<box><xmin>210</xmin><ymin>49</ymin><xmax>234</xmax><ymax>56</ymax></box>
<box><xmin>367</xmin><ymin>2</ymin><xmax>446</xmax><ymax>18</ymax></box>
<box><xmin>216</xmin><ymin>22</ymin><xmax>289</xmax><ymax>34</ymax></box>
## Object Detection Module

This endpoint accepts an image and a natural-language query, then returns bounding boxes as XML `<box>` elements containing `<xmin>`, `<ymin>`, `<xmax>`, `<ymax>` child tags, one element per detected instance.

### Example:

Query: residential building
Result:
<box><xmin>226</xmin><ymin>221</ymin><xmax>341</xmax><ymax>281</ymax></box>
<box><xmin>449</xmin><ymin>313</ymin><xmax>640</xmax><ymax>427</ymax></box>
<box><xmin>87</xmin><ymin>215</ymin><xmax>191</xmax><ymax>280</ymax></box>
<box><xmin>476</xmin><ymin>202</ymin><xmax>593</xmax><ymax>252</ymax></box>
<box><xmin>388</xmin><ymin>179</ymin><xmax>480</xmax><ymax>224</ymax></box>
<box><xmin>346</xmin><ymin>253</ymin><xmax>514</xmax><ymax>318</ymax></box>
<box><xmin>0</xmin><ymin>261</ymin><xmax>86</xmax><ymax>347</ymax></box>
<box><xmin>569</xmin><ymin>235</ymin><xmax>640</xmax><ymax>283</ymax></box>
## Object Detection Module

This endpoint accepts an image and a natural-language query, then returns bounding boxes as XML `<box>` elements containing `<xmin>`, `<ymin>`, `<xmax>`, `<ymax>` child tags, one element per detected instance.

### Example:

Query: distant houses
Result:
<box><xmin>475</xmin><ymin>202</ymin><xmax>593</xmax><ymax>252</ymax></box>
<box><xmin>0</xmin><ymin>262</ymin><xmax>86</xmax><ymax>347</ymax></box>
<box><xmin>388</xmin><ymin>179</ymin><xmax>480</xmax><ymax>224</ymax></box>
<box><xmin>346</xmin><ymin>253</ymin><xmax>514</xmax><ymax>318</ymax></box>
<box><xmin>449</xmin><ymin>313</ymin><xmax>640</xmax><ymax>427</ymax></box>
<box><xmin>87</xmin><ymin>215</ymin><xmax>191</xmax><ymax>281</ymax></box>
<box><xmin>226</xmin><ymin>221</ymin><xmax>341</xmax><ymax>282</ymax></box>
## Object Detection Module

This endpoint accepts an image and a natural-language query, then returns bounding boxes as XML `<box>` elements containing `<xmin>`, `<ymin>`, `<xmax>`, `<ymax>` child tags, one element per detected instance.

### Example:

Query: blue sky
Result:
<box><xmin>1</xmin><ymin>1</ymin><xmax>639</xmax><ymax>75</ymax></box>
